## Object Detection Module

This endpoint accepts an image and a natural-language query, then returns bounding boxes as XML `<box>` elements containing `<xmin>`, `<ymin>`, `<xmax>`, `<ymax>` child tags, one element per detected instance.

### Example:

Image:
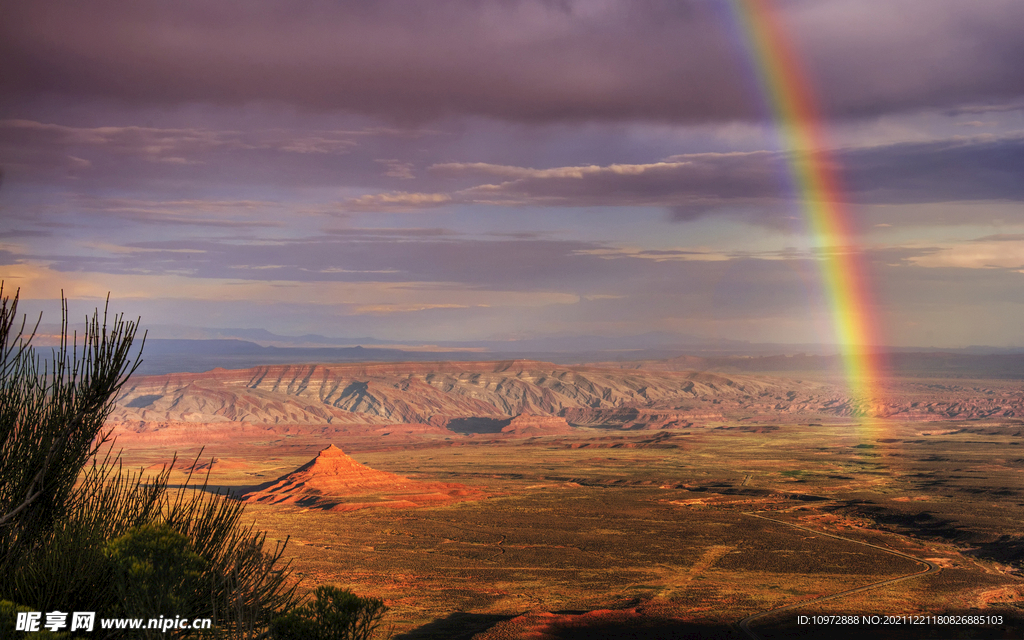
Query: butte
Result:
<box><xmin>241</xmin><ymin>444</ymin><xmax>484</xmax><ymax>512</ymax></box>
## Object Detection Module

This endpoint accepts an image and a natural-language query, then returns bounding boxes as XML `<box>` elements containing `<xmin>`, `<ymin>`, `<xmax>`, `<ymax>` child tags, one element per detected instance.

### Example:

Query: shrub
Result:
<box><xmin>106</xmin><ymin>523</ymin><xmax>208</xmax><ymax>626</ymax></box>
<box><xmin>270</xmin><ymin>587</ymin><xmax>387</xmax><ymax>640</ymax></box>
<box><xmin>0</xmin><ymin>287</ymin><xmax>298</xmax><ymax>638</ymax></box>
<box><xmin>0</xmin><ymin>287</ymin><xmax>142</xmax><ymax>568</ymax></box>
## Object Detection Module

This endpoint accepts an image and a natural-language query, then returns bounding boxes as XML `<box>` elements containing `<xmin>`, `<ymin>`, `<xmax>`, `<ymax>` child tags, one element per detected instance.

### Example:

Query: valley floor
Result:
<box><xmin>131</xmin><ymin>416</ymin><xmax>1024</xmax><ymax>639</ymax></box>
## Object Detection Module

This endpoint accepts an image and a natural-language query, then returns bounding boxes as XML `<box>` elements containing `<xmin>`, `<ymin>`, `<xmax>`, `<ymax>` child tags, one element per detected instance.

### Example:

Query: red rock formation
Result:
<box><xmin>111</xmin><ymin>360</ymin><xmax>790</xmax><ymax>427</ymax></box>
<box><xmin>241</xmin><ymin>444</ymin><xmax>483</xmax><ymax>511</ymax></box>
<box><xmin>108</xmin><ymin>361</ymin><xmax>1024</xmax><ymax>435</ymax></box>
<box><xmin>500</xmin><ymin>413</ymin><xmax>573</xmax><ymax>436</ymax></box>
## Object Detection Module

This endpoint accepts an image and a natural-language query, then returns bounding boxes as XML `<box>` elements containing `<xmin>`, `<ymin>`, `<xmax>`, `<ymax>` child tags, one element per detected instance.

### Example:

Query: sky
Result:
<box><xmin>1</xmin><ymin>0</ymin><xmax>1023</xmax><ymax>349</ymax></box>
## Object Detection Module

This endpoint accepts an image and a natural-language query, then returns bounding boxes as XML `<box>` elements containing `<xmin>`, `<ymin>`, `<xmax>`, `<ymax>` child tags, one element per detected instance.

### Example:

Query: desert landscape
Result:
<box><xmin>5</xmin><ymin>2</ymin><xmax>1024</xmax><ymax>637</ymax></box>
<box><xmin>106</xmin><ymin>358</ymin><xmax>1024</xmax><ymax>639</ymax></box>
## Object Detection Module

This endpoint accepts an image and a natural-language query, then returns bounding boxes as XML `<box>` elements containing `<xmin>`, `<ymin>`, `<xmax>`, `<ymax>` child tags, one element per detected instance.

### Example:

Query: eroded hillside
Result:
<box><xmin>109</xmin><ymin>360</ymin><xmax>1024</xmax><ymax>434</ymax></box>
<box><xmin>111</xmin><ymin>360</ymin><xmax>808</xmax><ymax>423</ymax></box>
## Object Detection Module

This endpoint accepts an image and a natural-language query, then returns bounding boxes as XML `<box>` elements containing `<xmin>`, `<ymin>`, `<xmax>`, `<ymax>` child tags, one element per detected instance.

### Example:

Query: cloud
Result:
<box><xmin>2</xmin><ymin>2</ymin><xmax>1021</xmax><ymax>349</ymax></box>
<box><xmin>0</xmin><ymin>118</ymin><xmax>359</xmax><ymax>164</ymax></box>
<box><xmin>4</xmin><ymin>259</ymin><xmax>581</xmax><ymax>311</ymax></box>
<box><xmin>431</xmin><ymin>161</ymin><xmax>693</xmax><ymax>180</ymax></box>
<box><xmin>323</xmin><ymin>227</ymin><xmax>457</xmax><ymax>239</ymax></box>
<box><xmin>346</xmin><ymin>192</ymin><xmax>452</xmax><ymax>212</ymax></box>
<box><xmin>345</xmin><ymin>134</ymin><xmax>1024</xmax><ymax>222</ymax></box>
<box><xmin>907</xmin><ymin>236</ymin><xmax>1024</xmax><ymax>269</ymax></box>
<box><xmin>840</xmin><ymin>134</ymin><xmax>1024</xmax><ymax>204</ymax></box>
<box><xmin>2</xmin><ymin>1</ymin><xmax>1022</xmax><ymax>123</ymax></box>
<box><xmin>427</xmin><ymin>153</ymin><xmax>783</xmax><ymax>212</ymax></box>
<box><xmin>71</xmin><ymin>197</ymin><xmax>287</xmax><ymax>227</ymax></box>
<box><xmin>375</xmin><ymin>159</ymin><xmax>415</xmax><ymax>179</ymax></box>
<box><xmin>944</xmin><ymin>100</ymin><xmax>1024</xmax><ymax>116</ymax></box>
<box><xmin>352</xmin><ymin>303</ymin><xmax>473</xmax><ymax>314</ymax></box>
<box><xmin>12</xmin><ymin>226</ymin><xmax>1024</xmax><ymax>347</ymax></box>
<box><xmin>572</xmin><ymin>246</ymin><xmax>732</xmax><ymax>262</ymax></box>
<box><xmin>0</xmin><ymin>117</ymin><xmax>447</xmax><ymax>192</ymax></box>
<box><xmin>5</xmin><ymin>117</ymin><xmax>1022</xmax><ymax>225</ymax></box>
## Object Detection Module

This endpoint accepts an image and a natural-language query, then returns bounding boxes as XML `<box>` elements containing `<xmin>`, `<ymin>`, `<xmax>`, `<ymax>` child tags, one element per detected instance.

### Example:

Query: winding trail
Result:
<box><xmin>737</xmin><ymin>511</ymin><xmax>940</xmax><ymax>640</ymax></box>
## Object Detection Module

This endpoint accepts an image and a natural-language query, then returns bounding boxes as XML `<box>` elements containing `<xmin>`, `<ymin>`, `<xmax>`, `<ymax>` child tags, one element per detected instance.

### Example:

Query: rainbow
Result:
<box><xmin>728</xmin><ymin>0</ymin><xmax>886</xmax><ymax>420</ymax></box>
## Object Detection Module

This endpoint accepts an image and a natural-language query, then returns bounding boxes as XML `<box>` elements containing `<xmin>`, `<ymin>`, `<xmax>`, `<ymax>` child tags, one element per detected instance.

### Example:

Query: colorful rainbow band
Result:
<box><xmin>729</xmin><ymin>0</ymin><xmax>884</xmax><ymax>420</ymax></box>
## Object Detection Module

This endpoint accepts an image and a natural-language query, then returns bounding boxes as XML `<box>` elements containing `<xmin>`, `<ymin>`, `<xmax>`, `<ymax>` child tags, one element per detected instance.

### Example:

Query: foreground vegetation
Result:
<box><xmin>0</xmin><ymin>287</ymin><xmax>386</xmax><ymax>639</ymax></box>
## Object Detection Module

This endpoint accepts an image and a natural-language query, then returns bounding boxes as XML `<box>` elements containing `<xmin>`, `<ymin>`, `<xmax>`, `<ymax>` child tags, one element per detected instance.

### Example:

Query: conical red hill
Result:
<box><xmin>257</xmin><ymin>444</ymin><xmax>412</xmax><ymax>495</ymax></box>
<box><xmin>242</xmin><ymin>444</ymin><xmax>484</xmax><ymax>511</ymax></box>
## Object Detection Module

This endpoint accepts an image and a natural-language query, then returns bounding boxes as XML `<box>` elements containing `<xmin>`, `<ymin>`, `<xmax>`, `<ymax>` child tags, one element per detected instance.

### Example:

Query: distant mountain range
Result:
<box><xmin>124</xmin><ymin>339</ymin><xmax>1024</xmax><ymax>379</ymax></box>
<box><xmin>24</xmin><ymin>323</ymin><xmax>1024</xmax><ymax>377</ymax></box>
<box><xmin>108</xmin><ymin>360</ymin><xmax>1024</xmax><ymax>442</ymax></box>
<box><xmin>139</xmin><ymin>325</ymin><xmax>753</xmax><ymax>352</ymax></box>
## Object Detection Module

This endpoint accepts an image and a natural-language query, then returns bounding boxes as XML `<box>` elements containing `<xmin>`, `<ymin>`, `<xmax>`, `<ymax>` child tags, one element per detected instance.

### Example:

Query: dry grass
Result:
<box><xmin>116</xmin><ymin>415</ymin><xmax>1024</xmax><ymax>638</ymax></box>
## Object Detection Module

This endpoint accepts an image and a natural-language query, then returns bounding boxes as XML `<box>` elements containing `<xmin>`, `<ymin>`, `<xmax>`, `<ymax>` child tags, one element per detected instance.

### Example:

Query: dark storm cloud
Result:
<box><xmin>2</xmin><ymin>0</ymin><xmax>1022</xmax><ymax>123</ymax></box>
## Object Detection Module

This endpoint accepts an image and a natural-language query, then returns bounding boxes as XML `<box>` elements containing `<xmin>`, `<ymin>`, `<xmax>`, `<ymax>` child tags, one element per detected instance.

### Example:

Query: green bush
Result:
<box><xmin>270</xmin><ymin>587</ymin><xmax>387</xmax><ymax>640</ymax></box>
<box><xmin>106</xmin><ymin>523</ymin><xmax>208</xmax><ymax>624</ymax></box>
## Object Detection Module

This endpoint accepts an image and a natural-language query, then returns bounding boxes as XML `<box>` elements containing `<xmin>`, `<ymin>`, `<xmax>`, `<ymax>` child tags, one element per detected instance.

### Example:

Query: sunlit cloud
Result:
<box><xmin>431</xmin><ymin>161</ymin><xmax>691</xmax><ymax>180</ymax></box>
<box><xmin>346</xmin><ymin>192</ymin><xmax>452</xmax><ymax>212</ymax></box>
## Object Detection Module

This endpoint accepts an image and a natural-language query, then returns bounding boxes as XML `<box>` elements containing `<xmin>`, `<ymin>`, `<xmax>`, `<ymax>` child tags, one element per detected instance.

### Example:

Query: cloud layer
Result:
<box><xmin>3</xmin><ymin>0</ymin><xmax>1023</xmax><ymax>122</ymax></box>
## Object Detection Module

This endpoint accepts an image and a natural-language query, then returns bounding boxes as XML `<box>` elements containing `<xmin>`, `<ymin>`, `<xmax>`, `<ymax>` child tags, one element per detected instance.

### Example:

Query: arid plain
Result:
<box><xmin>107</xmin><ymin>359</ymin><xmax>1024</xmax><ymax>639</ymax></box>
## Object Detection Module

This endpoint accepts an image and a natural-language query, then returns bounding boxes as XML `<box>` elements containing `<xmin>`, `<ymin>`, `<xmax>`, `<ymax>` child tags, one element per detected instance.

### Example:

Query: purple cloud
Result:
<box><xmin>2</xmin><ymin>1</ymin><xmax>1021</xmax><ymax>123</ymax></box>
<box><xmin>420</xmin><ymin>135</ymin><xmax>1024</xmax><ymax>224</ymax></box>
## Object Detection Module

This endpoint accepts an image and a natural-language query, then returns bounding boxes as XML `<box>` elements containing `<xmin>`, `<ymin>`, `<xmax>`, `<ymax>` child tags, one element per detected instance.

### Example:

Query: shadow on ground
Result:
<box><xmin>394</xmin><ymin>612</ymin><xmax>744</xmax><ymax>640</ymax></box>
<box><xmin>548</xmin><ymin>620</ymin><xmax>741</xmax><ymax>639</ymax></box>
<box><xmin>165</xmin><ymin>483</ymin><xmax>259</xmax><ymax>496</ymax></box>
<box><xmin>445</xmin><ymin>417</ymin><xmax>512</xmax><ymax>434</ymax></box>
<box><xmin>393</xmin><ymin>613</ymin><xmax>518</xmax><ymax>640</ymax></box>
